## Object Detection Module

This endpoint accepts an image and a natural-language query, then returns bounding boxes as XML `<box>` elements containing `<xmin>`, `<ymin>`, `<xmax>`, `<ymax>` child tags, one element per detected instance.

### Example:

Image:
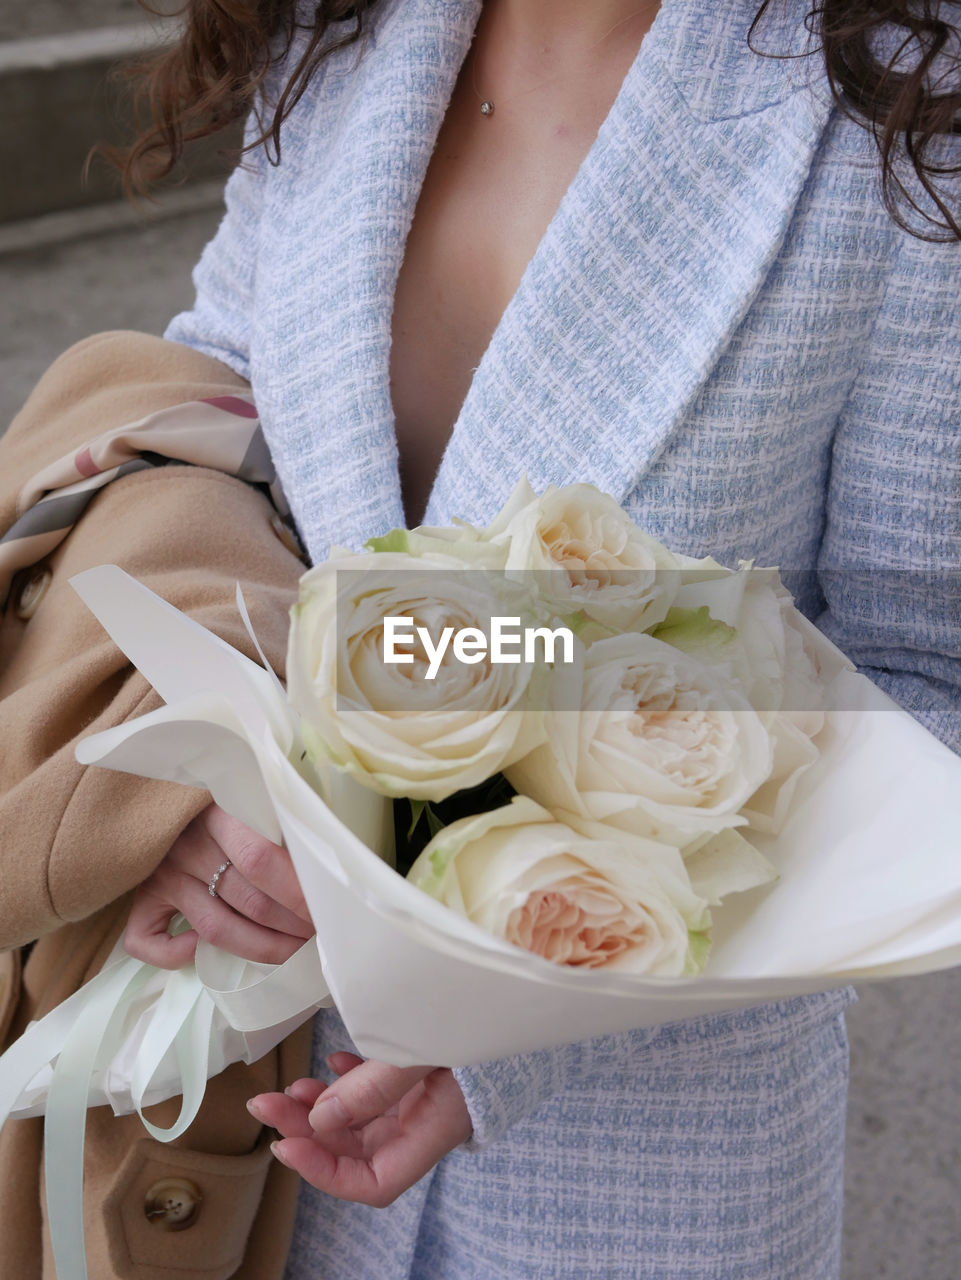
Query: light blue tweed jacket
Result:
<box><xmin>167</xmin><ymin>0</ymin><xmax>961</xmax><ymax>1275</ymax></box>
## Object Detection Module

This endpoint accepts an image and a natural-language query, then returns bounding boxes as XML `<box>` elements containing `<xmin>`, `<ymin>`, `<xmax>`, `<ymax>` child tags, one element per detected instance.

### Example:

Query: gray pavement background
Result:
<box><xmin>0</xmin><ymin>199</ymin><xmax>222</xmax><ymax>416</ymax></box>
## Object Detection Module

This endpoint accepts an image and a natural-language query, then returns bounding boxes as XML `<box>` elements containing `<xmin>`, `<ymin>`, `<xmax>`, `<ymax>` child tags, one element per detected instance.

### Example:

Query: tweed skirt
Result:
<box><xmin>284</xmin><ymin>989</ymin><xmax>854</xmax><ymax>1280</ymax></box>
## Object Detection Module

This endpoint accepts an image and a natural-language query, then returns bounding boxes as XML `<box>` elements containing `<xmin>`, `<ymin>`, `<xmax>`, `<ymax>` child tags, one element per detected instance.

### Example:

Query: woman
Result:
<box><xmin>4</xmin><ymin>0</ymin><xmax>960</xmax><ymax>1276</ymax></box>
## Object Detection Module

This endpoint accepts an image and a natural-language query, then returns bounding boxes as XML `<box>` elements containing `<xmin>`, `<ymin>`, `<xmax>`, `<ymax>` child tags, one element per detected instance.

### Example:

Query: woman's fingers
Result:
<box><xmin>247</xmin><ymin>1091</ymin><xmax>316</xmax><ymax>1140</ymax></box>
<box><xmin>363</xmin><ymin>1068</ymin><xmax>472</xmax><ymax>1194</ymax></box>
<box><xmin>307</xmin><ymin>1061</ymin><xmax>433</xmax><ymax>1136</ymax></box>
<box><xmin>254</xmin><ymin>1060</ymin><xmax>474</xmax><ymax>1204</ymax></box>
<box><xmin>168</xmin><ymin>807</ymin><xmax>313</xmax><ymax>933</ymax></box>
<box><xmin>203</xmin><ymin>859</ymin><xmax>314</xmax><ymax>940</ymax></box>
<box><xmin>122</xmin><ymin>885</ymin><xmax>199</xmax><ymax>969</ymax></box>
<box><xmin>284</xmin><ymin>1077</ymin><xmax>329</xmax><ymax>1107</ymax></box>
<box><xmin>172</xmin><ymin>870</ymin><xmax>308</xmax><ymax>963</ymax></box>
<box><xmin>325</xmin><ymin>1052</ymin><xmax>365</xmax><ymax>1078</ymax></box>
<box><xmin>126</xmin><ymin>865</ymin><xmax>309</xmax><ymax>966</ymax></box>
<box><xmin>249</xmin><ymin>1085</ymin><xmax>372</xmax><ymax>1159</ymax></box>
<box><xmin>123</xmin><ymin>801</ymin><xmax>316</xmax><ymax>968</ymax></box>
<box><xmin>272</xmin><ymin>1067</ymin><xmax>472</xmax><ymax>1206</ymax></box>
<box><xmin>201</xmin><ymin>805</ymin><xmax>312</xmax><ymax>923</ymax></box>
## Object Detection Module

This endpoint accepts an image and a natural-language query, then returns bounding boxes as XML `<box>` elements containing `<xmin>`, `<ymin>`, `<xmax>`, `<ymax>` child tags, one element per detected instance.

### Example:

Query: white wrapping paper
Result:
<box><xmin>56</xmin><ymin>563</ymin><xmax>961</xmax><ymax>1069</ymax></box>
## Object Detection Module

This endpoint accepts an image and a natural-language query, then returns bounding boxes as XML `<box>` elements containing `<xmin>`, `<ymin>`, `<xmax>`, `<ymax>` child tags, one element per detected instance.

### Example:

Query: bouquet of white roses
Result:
<box><xmin>5</xmin><ymin>479</ymin><xmax>961</xmax><ymax>1280</ymax></box>
<box><xmin>6</xmin><ymin>476</ymin><xmax>961</xmax><ymax>1280</ymax></box>
<box><xmin>285</xmin><ymin>478</ymin><xmax>826</xmax><ymax>980</ymax></box>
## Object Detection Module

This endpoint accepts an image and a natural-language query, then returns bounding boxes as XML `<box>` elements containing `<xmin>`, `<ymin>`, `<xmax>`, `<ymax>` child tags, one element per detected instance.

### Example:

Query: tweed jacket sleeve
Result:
<box><xmin>164</xmin><ymin>118</ymin><xmax>267</xmax><ymax>383</ymax></box>
<box><xmin>815</xmin><ymin>231</ymin><xmax>961</xmax><ymax>753</ymax></box>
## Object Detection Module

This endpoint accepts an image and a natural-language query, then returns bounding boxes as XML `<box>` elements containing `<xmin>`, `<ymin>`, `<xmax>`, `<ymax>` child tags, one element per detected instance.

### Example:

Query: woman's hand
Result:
<box><xmin>248</xmin><ymin>1053</ymin><xmax>472</xmax><ymax>1206</ymax></box>
<box><xmin>123</xmin><ymin>802</ymin><xmax>315</xmax><ymax>968</ymax></box>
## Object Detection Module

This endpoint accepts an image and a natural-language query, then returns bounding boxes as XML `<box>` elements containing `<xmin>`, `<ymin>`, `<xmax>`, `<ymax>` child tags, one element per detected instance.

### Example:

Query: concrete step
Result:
<box><xmin>2</xmin><ymin>21</ymin><xmax>238</xmax><ymax>223</ymax></box>
<box><xmin>0</xmin><ymin>178</ymin><xmax>226</xmax><ymax>259</ymax></box>
<box><xmin>0</xmin><ymin>0</ymin><xmax>147</xmax><ymax>43</ymax></box>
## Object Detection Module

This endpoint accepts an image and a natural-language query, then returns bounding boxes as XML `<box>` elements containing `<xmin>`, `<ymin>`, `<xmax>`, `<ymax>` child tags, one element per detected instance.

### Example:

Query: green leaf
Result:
<box><xmin>686</xmin><ymin>928</ymin><xmax>713</xmax><ymax>974</ymax></box>
<box><xmin>405</xmin><ymin>834</ymin><xmax>458</xmax><ymax>898</ymax></box>
<box><xmin>563</xmin><ymin>609</ymin><xmax>618</xmax><ymax>642</ymax></box>
<box><xmin>365</xmin><ymin>528</ymin><xmax>410</xmax><ymax>554</ymax></box>
<box><xmin>426</xmin><ymin>839</ymin><xmax>457</xmax><ymax>886</ymax></box>
<box><xmin>651</xmin><ymin>605</ymin><xmax>737</xmax><ymax>656</ymax></box>
<box><xmin>405</xmin><ymin>798</ymin><xmax>446</xmax><ymax>841</ymax></box>
<box><xmin>407</xmin><ymin>799</ymin><xmax>428</xmax><ymax>840</ymax></box>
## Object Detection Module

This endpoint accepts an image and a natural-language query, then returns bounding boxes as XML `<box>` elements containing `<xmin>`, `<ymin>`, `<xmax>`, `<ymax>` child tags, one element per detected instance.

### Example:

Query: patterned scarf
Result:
<box><xmin>0</xmin><ymin>393</ymin><xmax>294</xmax><ymax>607</ymax></box>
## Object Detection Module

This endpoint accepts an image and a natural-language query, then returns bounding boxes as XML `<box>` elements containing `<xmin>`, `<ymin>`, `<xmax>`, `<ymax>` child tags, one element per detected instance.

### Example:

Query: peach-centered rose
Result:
<box><xmin>407</xmin><ymin>797</ymin><xmax>711</xmax><ymax>976</ymax></box>
<box><xmin>507</xmin><ymin>632</ymin><xmax>774</xmax><ymax>849</ymax></box>
<box><xmin>507</xmin><ymin>881</ymin><xmax>663</xmax><ymax>968</ymax></box>
<box><xmin>490</xmin><ymin>481</ymin><xmax>681</xmax><ymax>631</ymax></box>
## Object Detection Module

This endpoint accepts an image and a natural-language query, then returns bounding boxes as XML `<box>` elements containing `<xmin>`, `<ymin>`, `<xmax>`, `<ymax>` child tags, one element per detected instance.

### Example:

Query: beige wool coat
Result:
<box><xmin>0</xmin><ymin>333</ymin><xmax>312</xmax><ymax>1280</ymax></box>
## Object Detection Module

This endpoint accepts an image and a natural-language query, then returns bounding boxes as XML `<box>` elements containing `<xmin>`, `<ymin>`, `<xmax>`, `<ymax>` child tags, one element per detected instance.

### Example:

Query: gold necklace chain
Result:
<box><xmin>469</xmin><ymin>3</ymin><xmax>658</xmax><ymax>118</ymax></box>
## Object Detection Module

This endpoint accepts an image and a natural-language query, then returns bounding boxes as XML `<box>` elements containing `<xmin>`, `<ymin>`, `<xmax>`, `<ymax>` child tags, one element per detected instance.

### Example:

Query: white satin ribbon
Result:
<box><xmin>0</xmin><ymin>939</ymin><xmax>327</xmax><ymax>1280</ymax></box>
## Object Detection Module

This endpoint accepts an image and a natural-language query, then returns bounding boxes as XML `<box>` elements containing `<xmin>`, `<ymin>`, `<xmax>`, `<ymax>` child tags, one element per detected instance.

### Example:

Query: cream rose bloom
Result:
<box><xmin>507</xmin><ymin>632</ymin><xmax>775</xmax><ymax>849</ymax></box>
<box><xmin>408</xmin><ymin>797</ymin><xmax>711</xmax><ymax>975</ymax></box>
<box><xmin>287</xmin><ymin>551</ymin><xmax>547</xmax><ymax>801</ymax></box>
<box><xmin>488</xmin><ymin>480</ymin><xmax>681</xmax><ymax>631</ymax></box>
<box><xmin>659</xmin><ymin>563</ymin><xmax>830</xmax><ymax>833</ymax></box>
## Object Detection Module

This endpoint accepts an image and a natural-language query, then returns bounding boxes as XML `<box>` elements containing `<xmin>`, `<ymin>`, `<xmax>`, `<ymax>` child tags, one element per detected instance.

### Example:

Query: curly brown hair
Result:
<box><xmin>115</xmin><ymin>0</ymin><xmax>961</xmax><ymax>240</ymax></box>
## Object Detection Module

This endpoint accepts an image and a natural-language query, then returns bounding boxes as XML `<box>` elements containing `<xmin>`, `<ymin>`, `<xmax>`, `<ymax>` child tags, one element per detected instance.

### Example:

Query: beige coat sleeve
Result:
<box><xmin>0</xmin><ymin>333</ymin><xmax>314</xmax><ymax>1279</ymax></box>
<box><xmin>0</xmin><ymin>333</ymin><xmax>307</xmax><ymax>950</ymax></box>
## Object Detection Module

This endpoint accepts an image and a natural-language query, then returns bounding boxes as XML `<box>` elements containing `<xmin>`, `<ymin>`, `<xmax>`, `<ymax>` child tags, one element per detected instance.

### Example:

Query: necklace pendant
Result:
<box><xmin>479</xmin><ymin>99</ymin><xmax>495</xmax><ymax>117</ymax></box>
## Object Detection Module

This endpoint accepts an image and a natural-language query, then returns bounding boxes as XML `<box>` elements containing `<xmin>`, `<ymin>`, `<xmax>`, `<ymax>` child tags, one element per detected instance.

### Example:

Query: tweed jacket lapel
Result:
<box><xmin>426</xmin><ymin>0</ymin><xmax>834</xmax><ymax>527</ymax></box>
<box><xmin>263</xmin><ymin>0</ymin><xmax>833</xmax><ymax>555</ymax></box>
<box><xmin>260</xmin><ymin>0</ymin><xmax>481</xmax><ymax>556</ymax></box>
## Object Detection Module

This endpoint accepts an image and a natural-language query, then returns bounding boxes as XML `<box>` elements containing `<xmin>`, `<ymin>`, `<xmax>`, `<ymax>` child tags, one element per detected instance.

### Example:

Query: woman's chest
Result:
<box><xmin>388</xmin><ymin>76</ymin><xmax>630</xmax><ymax>525</ymax></box>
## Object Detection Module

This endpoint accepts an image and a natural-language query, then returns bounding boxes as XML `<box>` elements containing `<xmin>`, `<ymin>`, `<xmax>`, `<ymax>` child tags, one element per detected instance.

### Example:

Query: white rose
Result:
<box><xmin>490</xmin><ymin>481</ymin><xmax>681</xmax><ymax>631</ymax></box>
<box><xmin>507</xmin><ymin>632</ymin><xmax>774</xmax><ymax>848</ymax></box>
<box><xmin>408</xmin><ymin>797</ymin><xmax>711</xmax><ymax>975</ymax></box>
<box><xmin>659</xmin><ymin>564</ymin><xmax>829</xmax><ymax>832</ymax></box>
<box><xmin>669</xmin><ymin>563</ymin><xmax>820</xmax><ymax>714</ymax></box>
<box><xmin>287</xmin><ymin>551</ymin><xmax>547</xmax><ymax>802</ymax></box>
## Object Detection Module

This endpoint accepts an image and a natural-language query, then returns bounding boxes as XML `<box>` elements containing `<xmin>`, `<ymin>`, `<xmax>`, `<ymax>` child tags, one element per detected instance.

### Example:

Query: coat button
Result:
<box><xmin>269</xmin><ymin>513</ymin><xmax>306</xmax><ymax>561</ymax></box>
<box><xmin>14</xmin><ymin>568</ymin><xmax>52</xmax><ymax>620</ymax></box>
<box><xmin>143</xmin><ymin>1177</ymin><xmax>203</xmax><ymax>1231</ymax></box>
